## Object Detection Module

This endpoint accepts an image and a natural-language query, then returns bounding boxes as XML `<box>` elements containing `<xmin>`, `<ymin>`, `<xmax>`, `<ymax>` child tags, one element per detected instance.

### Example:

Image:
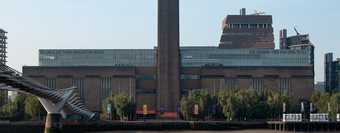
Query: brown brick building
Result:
<box><xmin>22</xmin><ymin>8</ymin><xmax>314</xmax><ymax>113</ymax></box>
<box><xmin>219</xmin><ymin>8</ymin><xmax>274</xmax><ymax>49</ymax></box>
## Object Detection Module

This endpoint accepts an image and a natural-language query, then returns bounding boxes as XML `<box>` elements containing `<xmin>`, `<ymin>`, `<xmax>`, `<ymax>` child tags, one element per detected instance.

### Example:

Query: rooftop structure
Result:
<box><xmin>219</xmin><ymin>8</ymin><xmax>275</xmax><ymax>49</ymax></box>
<box><xmin>280</xmin><ymin>28</ymin><xmax>314</xmax><ymax>50</ymax></box>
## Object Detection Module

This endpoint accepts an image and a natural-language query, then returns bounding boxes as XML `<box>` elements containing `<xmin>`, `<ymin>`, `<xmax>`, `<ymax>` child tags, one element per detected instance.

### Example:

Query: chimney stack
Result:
<box><xmin>240</xmin><ymin>8</ymin><xmax>246</xmax><ymax>15</ymax></box>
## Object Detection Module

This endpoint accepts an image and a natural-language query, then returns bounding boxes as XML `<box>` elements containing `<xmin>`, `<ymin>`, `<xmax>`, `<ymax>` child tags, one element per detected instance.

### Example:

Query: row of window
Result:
<box><xmin>200</xmin><ymin>78</ymin><xmax>291</xmax><ymax>94</ymax></box>
<box><xmin>227</xmin><ymin>23</ymin><xmax>272</xmax><ymax>29</ymax></box>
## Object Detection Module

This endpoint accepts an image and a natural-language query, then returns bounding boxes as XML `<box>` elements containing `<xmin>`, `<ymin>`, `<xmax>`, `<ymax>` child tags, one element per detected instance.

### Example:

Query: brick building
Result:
<box><xmin>22</xmin><ymin>7</ymin><xmax>314</xmax><ymax>113</ymax></box>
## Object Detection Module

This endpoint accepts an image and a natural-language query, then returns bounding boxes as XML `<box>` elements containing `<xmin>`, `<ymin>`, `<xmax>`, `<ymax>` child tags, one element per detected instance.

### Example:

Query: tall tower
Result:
<box><xmin>157</xmin><ymin>0</ymin><xmax>180</xmax><ymax>112</ymax></box>
<box><xmin>325</xmin><ymin>53</ymin><xmax>336</xmax><ymax>92</ymax></box>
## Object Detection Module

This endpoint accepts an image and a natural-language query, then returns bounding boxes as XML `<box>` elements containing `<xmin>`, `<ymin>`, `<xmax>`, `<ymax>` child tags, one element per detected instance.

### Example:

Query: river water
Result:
<box><xmin>89</xmin><ymin>130</ymin><xmax>333</xmax><ymax>133</ymax></box>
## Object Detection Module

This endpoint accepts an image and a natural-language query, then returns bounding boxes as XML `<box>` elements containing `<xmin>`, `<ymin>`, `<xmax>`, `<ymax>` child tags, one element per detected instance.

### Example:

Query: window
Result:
<box><xmin>46</xmin><ymin>79</ymin><xmax>56</xmax><ymax>89</ymax></box>
<box><xmin>233</xmin><ymin>24</ymin><xmax>240</xmax><ymax>28</ymax></box>
<box><xmin>225</xmin><ymin>79</ymin><xmax>238</xmax><ymax>89</ymax></box>
<box><xmin>250</xmin><ymin>24</ymin><xmax>257</xmax><ymax>28</ymax></box>
<box><xmin>100</xmin><ymin>77</ymin><xmax>112</xmax><ymax>105</ymax></box>
<box><xmin>181</xmin><ymin>75</ymin><xmax>200</xmax><ymax>80</ymax></box>
<box><xmin>72</xmin><ymin>79</ymin><xmax>85</xmax><ymax>100</ymax></box>
<box><xmin>241</xmin><ymin>24</ymin><xmax>248</xmax><ymax>28</ymax></box>
<box><xmin>259</xmin><ymin>24</ymin><xmax>264</xmax><ymax>28</ymax></box>
<box><xmin>252</xmin><ymin>79</ymin><xmax>264</xmax><ymax>93</ymax></box>
<box><xmin>279</xmin><ymin>78</ymin><xmax>291</xmax><ymax>95</ymax></box>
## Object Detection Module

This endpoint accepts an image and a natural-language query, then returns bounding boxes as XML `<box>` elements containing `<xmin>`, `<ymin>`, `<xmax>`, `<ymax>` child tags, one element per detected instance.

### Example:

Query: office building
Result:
<box><xmin>325</xmin><ymin>53</ymin><xmax>340</xmax><ymax>92</ymax></box>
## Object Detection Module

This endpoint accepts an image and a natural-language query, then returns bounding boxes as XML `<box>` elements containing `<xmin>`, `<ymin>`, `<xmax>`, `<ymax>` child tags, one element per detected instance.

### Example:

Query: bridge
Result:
<box><xmin>0</xmin><ymin>63</ymin><xmax>95</xmax><ymax>133</ymax></box>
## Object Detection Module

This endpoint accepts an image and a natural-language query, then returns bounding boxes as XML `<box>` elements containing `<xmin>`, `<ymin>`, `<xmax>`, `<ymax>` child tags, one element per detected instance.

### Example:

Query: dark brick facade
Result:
<box><xmin>23</xmin><ymin>66</ymin><xmax>314</xmax><ymax>112</ymax></box>
<box><xmin>219</xmin><ymin>12</ymin><xmax>275</xmax><ymax>49</ymax></box>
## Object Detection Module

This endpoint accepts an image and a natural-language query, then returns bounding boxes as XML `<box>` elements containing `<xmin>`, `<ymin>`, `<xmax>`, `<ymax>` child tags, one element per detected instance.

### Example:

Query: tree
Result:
<box><xmin>113</xmin><ymin>94</ymin><xmax>136</xmax><ymax>121</ymax></box>
<box><xmin>101</xmin><ymin>95</ymin><xmax>117</xmax><ymax>120</ymax></box>
<box><xmin>311</xmin><ymin>91</ymin><xmax>331</xmax><ymax>113</ymax></box>
<box><xmin>0</xmin><ymin>94</ymin><xmax>26</xmax><ymax>120</ymax></box>
<box><xmin>24</xmin><ymin>96</ymin><xmax>46</xmax><ymax>120</ymax></box>
<box><xmin>265</xmin><ymin>89</ymin><xmax>290</xmax><ymax>120</ymax></box>
<box><xmin>101</xmin><ymin>94</ymin><xmax>136</xmax><ymax>121</ymax></box>
<box><xmin>329</xmin><ymin>92</ymin><xmax>340</xmax><ymax>121</ymax></box>
<box><xmin>235</xmin><ymin>89</ymin><xmax>259</xmax><ymax>120</ymax></box>
<box><xmin>217</xmin><ymin>89</ymin><xmax>239</xmax><ymax>121</ymax></box>
<box><xmin>180</xmin><ymin>90</ymin><xmax>216</xmax><ymax>121</ymax></box>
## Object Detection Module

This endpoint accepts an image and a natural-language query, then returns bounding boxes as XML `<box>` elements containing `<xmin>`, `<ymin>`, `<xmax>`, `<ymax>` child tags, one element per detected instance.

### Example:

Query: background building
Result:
<box><xmin>0</xmin><ymin>28</ymin><xmax>8</xmax><ymax>106</ymax></box>
<box><xmin>280</xmin><ymin>28</ymin><xmax>315</xmax><ymax>65</ymax></box>
<box><xmin>219</xmin><ymin>8</ymin><xmax>274</xmax><ymax>49</ymax></box>
<box><xmin>23</xmin><ymin>9</ymin><xmax>315</xmax><ymax>113</ymax></box>
<box><xmin>325</xmin><ymin>53</ymin><xmax>340</xmax><ymax>92</ymax></box>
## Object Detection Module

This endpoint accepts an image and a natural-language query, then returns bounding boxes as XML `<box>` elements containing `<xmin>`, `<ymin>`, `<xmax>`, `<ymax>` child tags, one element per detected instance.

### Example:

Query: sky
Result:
<box><xmin>1</xmin><ymin>0</ymin><xmax>340</xmax><ymax>82</ymax></box>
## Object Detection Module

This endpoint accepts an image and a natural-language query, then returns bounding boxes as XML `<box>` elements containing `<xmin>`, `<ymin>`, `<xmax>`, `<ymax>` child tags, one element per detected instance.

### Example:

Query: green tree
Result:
<box><xmin>0</xmin><ymin>94</ymin><xmax>26</xmax><ymax>120</ymax></box>
<box><xmin>180</xmin><ymin>90</ymin><xmax>216</xmax><ymax>121</ymax></box>
<box><xmin>265</xmin><ymin>89</ymin><xmax>290</xmax><ymax>120</ymax></box>
<box><xmin>179</xmin><ymin>96</ymin><xmax>190</xmax><ymax>120</ymax></box>
<box><xmin>235</xmin><ymin>89</ymin><xmax>259</xmax><ymax>120</ymax></box>
<box><xmin>311</xmin><ymin>91</ymin><xmax>331</xmax><ymax>113</ymax></box>
<box><xmin>329</xmin><ymin>92</ymin><xmax>340</xmax><ymax>121</ymax></box>
<box><xmin>113</xmin><ymin>94</ymin><xmax>136</xmax><ymax>121</ymax></box>
<box><xmin>217</xmin><ymin>90</ymin><xmax>239</xmax><ymax>121</ymax></box>
<box><xmin>24</xmin><ymin>96</ymin><xmax>46</xmax><ymax>120</ymax></box>
<box><xmin>101</xmin><ymin>95</ymin><xmax>117</xmax><ymax>120</ymax></box>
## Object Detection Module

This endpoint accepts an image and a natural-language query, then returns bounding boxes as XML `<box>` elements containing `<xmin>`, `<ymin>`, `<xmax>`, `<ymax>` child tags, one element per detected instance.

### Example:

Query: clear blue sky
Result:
<box><xmin>1</xmin><ymin>0</ymin><xmax>340</xmax><ymax>82</ymax></box>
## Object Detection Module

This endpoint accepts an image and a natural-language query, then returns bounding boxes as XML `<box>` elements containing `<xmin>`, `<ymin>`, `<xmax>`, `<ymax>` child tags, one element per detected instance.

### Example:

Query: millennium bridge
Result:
<box><xmin>0</xmin><ymin>63</ymin><xmax>95</xmax><ymax>133</ymax></box>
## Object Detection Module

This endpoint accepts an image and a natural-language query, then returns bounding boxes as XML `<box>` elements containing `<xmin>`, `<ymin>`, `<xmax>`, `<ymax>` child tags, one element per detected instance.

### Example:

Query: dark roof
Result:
<box><xmin>225</xmin><ymin>15</ymin><xmax>272</xmax><ymax>24</ymax></box>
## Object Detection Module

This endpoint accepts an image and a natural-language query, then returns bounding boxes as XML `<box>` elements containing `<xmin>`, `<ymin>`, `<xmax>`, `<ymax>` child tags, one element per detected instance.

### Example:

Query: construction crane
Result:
<box><xmin>294</xmin><ymin>27</ymin><xmax>300</xmax><ymax>35</ymax></box>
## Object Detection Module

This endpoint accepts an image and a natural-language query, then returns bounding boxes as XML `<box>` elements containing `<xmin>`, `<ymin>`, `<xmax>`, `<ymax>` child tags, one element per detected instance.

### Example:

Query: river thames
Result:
<box><xmin>89</xmin><ymin>130</ymin><xmax>335</xmax><ymax>133</ymax></box>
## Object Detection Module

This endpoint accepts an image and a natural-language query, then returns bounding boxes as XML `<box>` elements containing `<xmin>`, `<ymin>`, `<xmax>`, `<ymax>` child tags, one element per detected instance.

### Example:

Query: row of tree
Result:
<box><xmin>180</xmin><ymin>89</ymin><xmax>298</xmax><ymax>121</ymax></box>
<box><xmin>311</xmin><ymin>91</ymin><xmax>340</xmax><ymax>121</ymax></box>
<box><xmin>101</xmin><ymin>93</ymin><xmax>136</xmax><ymax>121</ymax></box>
<box><xmin>2</xmin><ymin>90</ymin><xmax>340</xmax><ymax>122</ymax></box>
<box><xmin>0</xmin><ymin>94</ymin><xmax>46</xmax><ymax>121</ymax></box>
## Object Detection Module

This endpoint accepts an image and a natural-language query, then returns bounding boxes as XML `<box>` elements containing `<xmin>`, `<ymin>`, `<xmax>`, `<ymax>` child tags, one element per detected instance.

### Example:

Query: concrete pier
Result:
<box><xmin>44</xmin><ymin>113</ymin><xmax>63</xmax><ymax>133</ymax></box>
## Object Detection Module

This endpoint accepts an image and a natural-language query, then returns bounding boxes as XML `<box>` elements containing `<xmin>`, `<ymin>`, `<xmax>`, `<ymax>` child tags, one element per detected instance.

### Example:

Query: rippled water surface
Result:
<box><xmin>89</xmin><ymin>130</ymin><xmax>336</xmax><ymax>133</ymax></box>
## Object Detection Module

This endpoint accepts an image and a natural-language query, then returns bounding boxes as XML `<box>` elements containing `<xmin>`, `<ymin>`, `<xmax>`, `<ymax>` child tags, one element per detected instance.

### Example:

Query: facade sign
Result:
<box><xmin>283</xmin><ymin>114</ymin><xmax>302</xmax><ymax>122</ymax></box>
